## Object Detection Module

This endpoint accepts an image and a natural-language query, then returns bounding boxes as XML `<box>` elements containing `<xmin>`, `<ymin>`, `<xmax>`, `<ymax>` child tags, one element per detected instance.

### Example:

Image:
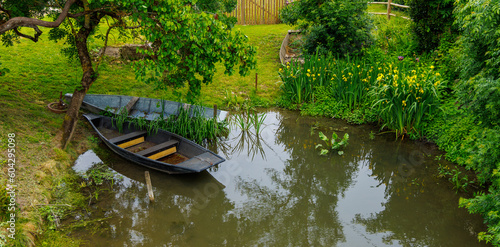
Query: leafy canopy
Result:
<box><xmin>128</xmin><ymin>0</ymin><xmax>256</xmax><ymax>101</ymax></box>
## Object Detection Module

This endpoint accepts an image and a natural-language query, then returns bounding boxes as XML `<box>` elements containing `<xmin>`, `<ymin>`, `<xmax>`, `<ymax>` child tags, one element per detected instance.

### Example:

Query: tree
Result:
<box><xmin>280</xmin><ymin>0</ymin><xmax>372</xmax><ymax>56</ymax></box>
<box><xmin>0</xmin><ymin>0</ymin><xmax>256</xmax><ymax>148</ymax></box>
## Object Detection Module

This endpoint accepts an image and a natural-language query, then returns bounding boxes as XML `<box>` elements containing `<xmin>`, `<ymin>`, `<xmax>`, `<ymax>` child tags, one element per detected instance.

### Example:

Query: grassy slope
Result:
<box><xmin>0</xmin><ymin>23</ymin><xmax>290</xmax><ymax>245</ymax></box>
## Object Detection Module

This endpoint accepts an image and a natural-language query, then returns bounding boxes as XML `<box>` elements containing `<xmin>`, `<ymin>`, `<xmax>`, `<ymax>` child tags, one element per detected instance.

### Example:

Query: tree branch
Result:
<box><xmin>0</xmin><ymin>0</ymin><xmax>77</xmax><ymax>37</ymax></box>
<box><xmin>14</xmin><ymin>27</ymin><xmax>42</xmax><ymax>42</ymax></box>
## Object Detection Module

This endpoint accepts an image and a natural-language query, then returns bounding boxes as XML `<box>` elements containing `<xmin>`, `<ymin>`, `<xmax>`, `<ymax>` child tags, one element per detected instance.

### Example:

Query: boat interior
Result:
<box><xmin>99</xmin><ymin>128</ymin><xmax>189</xmax><ymax>165</ymax></box>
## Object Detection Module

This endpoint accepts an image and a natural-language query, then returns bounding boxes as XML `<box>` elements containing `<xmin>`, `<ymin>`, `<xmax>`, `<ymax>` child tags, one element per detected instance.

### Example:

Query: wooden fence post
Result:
<box><xmin>387</xmin><ymin>0</ymin><xmax>392</xmax><ymax>20</ymax></box>
<box><xmin>241</xmin><ymin>0</ymin><xmax>245</xmax><ymax>25</ymax></box>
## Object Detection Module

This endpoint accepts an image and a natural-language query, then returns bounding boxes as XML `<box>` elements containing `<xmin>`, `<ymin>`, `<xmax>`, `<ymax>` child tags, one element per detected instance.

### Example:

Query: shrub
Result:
<box><xmin>409</xmin><ymin>0</ymin><xmax>455</xmax><ymax>53</ymax></box>
<box><xmin>454</xmin><ymin>0</ymin><xmax>500</xmax><ymax>80</ymax></box>
<box><xmin>372</xmin><ymin>15</ymin><xmax>414</xmax><ymax>57</ymax></box>
<box><xmin>280</xmin><ymin>0</ymin><xmax>373</xmax><ymax>56</ymax></box>
<box><xmin>455</xmin><ymin>0</ymin><xmax>500</xmax><ymax>129</ymax></box>
<box><xmin>424</xmin><ymin>98</ymin><xmax>500</xmax><ymax>245</ymax></box>
<box><xmin>458</xmin><ymin>77</ymin><xmax>500</xmax><ymax>128</ymax></box>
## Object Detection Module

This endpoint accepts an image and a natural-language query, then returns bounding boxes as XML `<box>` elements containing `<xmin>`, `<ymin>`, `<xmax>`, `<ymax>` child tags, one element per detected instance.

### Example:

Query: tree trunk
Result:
<box><xmin>61</xmin><ymin>24</ymin><xmax>97</xmax><ymax>149</ymax></box>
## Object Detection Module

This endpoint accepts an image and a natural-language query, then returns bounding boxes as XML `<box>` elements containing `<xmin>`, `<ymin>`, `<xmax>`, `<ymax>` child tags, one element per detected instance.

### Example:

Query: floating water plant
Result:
<box><xmin>315</xmin><ymin>131</ymin><xmax>349</xmax><ymax>155</ymax></box>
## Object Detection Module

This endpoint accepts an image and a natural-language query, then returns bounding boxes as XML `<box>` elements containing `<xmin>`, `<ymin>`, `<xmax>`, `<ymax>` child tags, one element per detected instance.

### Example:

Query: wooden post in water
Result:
<box><xmin>213</xmin><ymin>104</ymin><xmax>217</xmax><ymax>120</ymax></box>
<box><xmin>145</xmin><ymin>171</ymin><xmax>154</xmax><ymax>203</ymax></box>
<box><xmin>387</xmin><ymin>0</ymin><xmax>392</xmax><ymax>20</ymax></box>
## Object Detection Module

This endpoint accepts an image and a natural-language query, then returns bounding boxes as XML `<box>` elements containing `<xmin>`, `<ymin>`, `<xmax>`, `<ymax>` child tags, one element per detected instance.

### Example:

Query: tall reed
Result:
<box><xmin>156</xmin><ymin>106</ymin><xmax>228</xmax><ymax>144</ymax></box>
<box><xmin>124</xmin><ymin>106</ymin><xmax>228</xmax><ymax>144</ymax></box>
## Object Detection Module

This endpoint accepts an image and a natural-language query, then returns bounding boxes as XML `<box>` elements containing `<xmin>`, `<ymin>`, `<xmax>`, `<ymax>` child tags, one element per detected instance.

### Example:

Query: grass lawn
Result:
<box><xmin>0</xmin><ymin>23</ymin><xmax>291</xmax><ymax>246</ymax></box>
<box><xmin>0</xmin><ymin>23</ymin><xmax>291</xmax><ymax>108</ymax></box>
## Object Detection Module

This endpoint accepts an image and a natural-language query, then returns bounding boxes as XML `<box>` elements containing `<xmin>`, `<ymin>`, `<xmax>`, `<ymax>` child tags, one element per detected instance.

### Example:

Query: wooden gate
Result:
<box><xmin>227</xmin><ymin>0</ymin><xmax>287</xmax><ymax>25</ymax></box>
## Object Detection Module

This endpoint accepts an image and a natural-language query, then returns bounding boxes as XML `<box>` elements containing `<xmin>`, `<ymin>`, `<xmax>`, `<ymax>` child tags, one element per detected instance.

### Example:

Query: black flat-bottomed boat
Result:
<box><xmin>84</xmin><ymin>113</ymin><xmax>225</xmax><ymax>174</ymax></box>
<box><xmin>66</xmin><ymin>93</ymin><xmax>228</xmax><ymax>122</ymax></box>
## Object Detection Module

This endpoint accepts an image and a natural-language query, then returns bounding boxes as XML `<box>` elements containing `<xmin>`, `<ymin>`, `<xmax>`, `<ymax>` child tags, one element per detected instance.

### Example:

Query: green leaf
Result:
<box><xmin>343</xmin><ymin>133</ymin><xmax>349</xmax><ymax>140</ymax></box>
<box><xmin>319</xmin><ymin>131</ymin><xmax>329</xmax><ymax>142</ymax></box>
<box><xmin>332</xmin><ymin>132</ymin><xmax>339</xmax><ymax>140</ymax></box>
<box><xmin>320</xmin><ymin>149</ymin><xmax>329</xmax><ymax>155</ymax></box>
<box><xmin>330</xmin><ymin>138</ymin><xmax>337</xmax><ymax>147</ymax></box>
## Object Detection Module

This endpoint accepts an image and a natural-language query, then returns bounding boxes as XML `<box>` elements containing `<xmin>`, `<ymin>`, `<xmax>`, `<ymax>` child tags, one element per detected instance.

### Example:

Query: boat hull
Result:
<box><xmin>84</xmin><ymin>114</ymin><xmax>225</xmax><ymax>174</ymax></box>
<box><xmin>66</xmin><ymin>93</ymin><xmax>228</xmax><ymax>122</ymax></box>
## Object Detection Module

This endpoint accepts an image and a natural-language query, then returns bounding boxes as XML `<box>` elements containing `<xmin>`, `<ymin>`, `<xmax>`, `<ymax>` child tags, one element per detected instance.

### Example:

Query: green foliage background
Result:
<box><xmin>280</xmin><ymin>0</ymin><xmax>372</xmax><ymax>56</ymax></box>
<box><xmin>409</xmin><ymin>0</ymin><xmax>455</xmax><ymax>53</ymax></box>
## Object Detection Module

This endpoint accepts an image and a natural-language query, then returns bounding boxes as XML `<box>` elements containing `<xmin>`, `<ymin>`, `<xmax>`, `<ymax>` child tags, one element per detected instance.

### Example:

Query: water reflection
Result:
<box><xmin>73</xmin><ymin>109</ymin><xmax>489</xmax><ymax>246</ymax></box>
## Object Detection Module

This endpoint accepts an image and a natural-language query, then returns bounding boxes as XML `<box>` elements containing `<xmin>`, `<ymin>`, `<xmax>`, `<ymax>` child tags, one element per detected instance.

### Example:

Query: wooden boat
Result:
<box><xmin>83</xmin><ymin>113</ymin><xmax>225</xmax><ymax>174</ymax></box>
<box><xmin>65</xmin><ymin>93</ymin><xmax>228</xmax><ymax>122</ymax></box>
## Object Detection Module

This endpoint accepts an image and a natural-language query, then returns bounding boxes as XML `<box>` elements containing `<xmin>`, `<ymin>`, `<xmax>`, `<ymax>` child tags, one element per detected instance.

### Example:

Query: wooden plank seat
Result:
<box><xmin>136</xmin><ymin>140</ymin><xmax>179</xmax><ymax>160</ymax></box>
<box><xmin>109</xmin><ymin>130</ymin><xmax>147</xmax><ymax>148</ymax></box>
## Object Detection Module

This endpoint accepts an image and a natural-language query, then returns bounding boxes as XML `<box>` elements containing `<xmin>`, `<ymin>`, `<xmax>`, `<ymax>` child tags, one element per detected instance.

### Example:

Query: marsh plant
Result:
<box><xmin>78</xmin><ymin>163</ymin><xmax>120</xmax><ymax>202</ymax></box>
<box><xmin>315</xmin><ymin>131</ymin><xmax>349</xmax><ymax>155</ymax></box>
<box><xmin>234</xmin><ymin>110</ymin><xmax>252</xmax><ymax>132</ymax></box>
<box><xmin>232</xmin><ymin>109</ymin><xmax>267</xmax><ymax>135</ymax></box>
<box><xmin>280</xmin><ymin>53</ymin><xmax>444</xmax><ymax>138</ymax></box>
<box><xmin>104</xmin><ymin>105</ymin><xmax>228</xmax><ymax>144</ymax></box>
<box><xmin>279</xmin><ymin>52</ymin><xmax>380</xmax><ymax>108</ymax></box>
<box><xmin>438</xmin><ymin>164</ymin><xmax>473</xmax><ymax>193</ymax></box>
<box><xmin>155</xmin><ymin>106</ymin><xmax>228</xmax><ymax>144</ymax></box>
<box><xmin>103</xmin><ymin>106</ymin><xmax>129</xmax><ymax>133</ymax></box>
<box><xmin>370</xmin><ymin>61</ymin><xmax>443</xmax><ymax>138</ymax></box>
<box><xmin>251</xmin><ymin>112</ymin><xmax>266</xmax><ymax>135</ymax></box>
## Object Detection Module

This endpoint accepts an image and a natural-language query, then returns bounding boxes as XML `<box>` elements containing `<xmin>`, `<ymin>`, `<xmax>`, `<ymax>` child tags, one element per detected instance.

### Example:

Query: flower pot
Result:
<box><xmin>47</xmin><ymin>102</ymin><xmax>68</xmax><ymax>114</ymax></box>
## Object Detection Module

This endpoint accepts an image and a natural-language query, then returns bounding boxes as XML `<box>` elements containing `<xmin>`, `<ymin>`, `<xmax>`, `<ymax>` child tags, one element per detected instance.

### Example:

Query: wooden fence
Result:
<box><xmin>226</xmin><ymin>0</ymin><xmax>409</xmax><ymax>25</ymax></box>
<box><xmin>369</xmin><ymin>0</ymin><xmax>410</xmax><ymax>20</ymax></box>
<box><xmin>227</xmin><ymin>0</ymin><xmax>287</xmax><ymax>25</ymax></box>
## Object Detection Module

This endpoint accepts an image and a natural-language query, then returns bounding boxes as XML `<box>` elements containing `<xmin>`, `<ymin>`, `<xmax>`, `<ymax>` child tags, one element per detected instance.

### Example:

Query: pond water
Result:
<box><xmin>73</xmin><ymin>109</ymin><xmax>489</xmax><ymax>246</ymax></box>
